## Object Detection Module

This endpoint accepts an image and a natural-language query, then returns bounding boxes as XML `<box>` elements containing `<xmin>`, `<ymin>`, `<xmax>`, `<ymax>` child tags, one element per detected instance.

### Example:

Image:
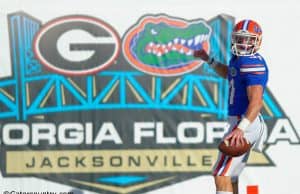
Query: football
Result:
<box><xmin>218</xmin><ymin>138</ymin><xmax>251</xmax><ymax>157</ymax></box>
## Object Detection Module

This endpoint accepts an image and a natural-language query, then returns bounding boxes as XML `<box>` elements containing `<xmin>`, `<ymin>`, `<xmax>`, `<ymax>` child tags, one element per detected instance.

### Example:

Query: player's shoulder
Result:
<box><xmin>241</xmin><ymin>53</ymin><xmax>266</xmax><ymax>63</ymax></box>
<box><xmin>237</xmin><ymin>53</ymin><xmax>267</xmax><ymax>68</ymax></box>
<box><xmin>239</xmin><ymin>53</ymin><xmax>268</xmax><ymax>75</ymax></box>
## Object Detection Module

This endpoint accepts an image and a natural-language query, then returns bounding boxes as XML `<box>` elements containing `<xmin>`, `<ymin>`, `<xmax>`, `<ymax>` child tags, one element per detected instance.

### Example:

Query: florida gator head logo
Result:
<box><xmin>123</xmin><ymin>15</ymin><xmax>212</xmax><ymax>76</ymax></box>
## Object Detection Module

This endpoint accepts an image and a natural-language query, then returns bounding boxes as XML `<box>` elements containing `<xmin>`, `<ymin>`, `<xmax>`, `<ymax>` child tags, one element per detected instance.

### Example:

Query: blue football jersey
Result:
<box><xmin>228</xmin><ymin>53</ymin><xmax>268</xmax><ymax>116</ymax></box>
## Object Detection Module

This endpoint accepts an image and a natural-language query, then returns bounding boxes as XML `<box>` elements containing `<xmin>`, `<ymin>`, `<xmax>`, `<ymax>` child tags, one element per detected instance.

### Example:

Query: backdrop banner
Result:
<box><xmin>0</xmin><ymin>1</ymin><xmax>299</xmax><ymax>194</ymax></box>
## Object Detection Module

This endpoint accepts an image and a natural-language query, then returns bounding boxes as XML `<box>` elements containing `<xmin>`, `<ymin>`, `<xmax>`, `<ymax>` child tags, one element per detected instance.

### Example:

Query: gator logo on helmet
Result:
<box><xmin>123</xmin><ymin>15</ymin><xmax>212</xmax><ymax>76</ymax></box>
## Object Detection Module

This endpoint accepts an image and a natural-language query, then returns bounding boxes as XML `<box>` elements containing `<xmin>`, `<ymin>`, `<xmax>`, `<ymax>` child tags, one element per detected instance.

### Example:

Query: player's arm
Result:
<box><xmin>244</xmin><ymin>85</ymin><xmax>264</xmax><ymax>122</ymax></box>
<box><xmin>226</xmin><ymin>85</ymin><xmax>263</xmax><ymax>146</ymax></box>
<box><xmin>193</xmin><ymin>49</ymin><xmax>228</xmax><ymax>79</ymax></box>
<box><xmin>227</xmin><ymin>85</ymin><xmax>264</xmax><ymax>146</ymax></box>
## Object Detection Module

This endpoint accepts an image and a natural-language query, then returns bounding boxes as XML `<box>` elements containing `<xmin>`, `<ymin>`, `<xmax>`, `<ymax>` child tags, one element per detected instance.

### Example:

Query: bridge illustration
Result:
<box><xmin>0</xmin><ymin>12</ymin><xmax>284</xmax><ymax>121</ymax></box>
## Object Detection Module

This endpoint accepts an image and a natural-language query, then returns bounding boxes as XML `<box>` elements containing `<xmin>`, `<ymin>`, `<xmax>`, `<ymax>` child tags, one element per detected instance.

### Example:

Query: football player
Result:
<box><xmin>194</xmin><ymin>19</ymin><xmax>268</xmax><ymax>194</ymax></box>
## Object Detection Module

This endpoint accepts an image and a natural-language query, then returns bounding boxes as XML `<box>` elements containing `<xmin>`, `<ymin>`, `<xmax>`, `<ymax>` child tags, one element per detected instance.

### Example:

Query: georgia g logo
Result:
<box><xmin>33</xmin><ymin>15</ymin><xmax>121</xmax><ymax>76</ymax></box>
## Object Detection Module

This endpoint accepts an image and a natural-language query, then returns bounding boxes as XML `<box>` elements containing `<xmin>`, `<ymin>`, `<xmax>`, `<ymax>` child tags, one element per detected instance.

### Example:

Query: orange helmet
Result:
<box><xmin>231</xmin><ymin>20</ymin><xmax>262</xmax><ymax>56</ymax></box>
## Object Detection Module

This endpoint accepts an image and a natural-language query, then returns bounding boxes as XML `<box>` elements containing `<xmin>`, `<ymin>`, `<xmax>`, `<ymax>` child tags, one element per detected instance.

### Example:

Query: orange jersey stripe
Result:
<box><xmin>240</xmin><ymin>72</ymin><xmax>265</xmax><ymax>75</ymax></box>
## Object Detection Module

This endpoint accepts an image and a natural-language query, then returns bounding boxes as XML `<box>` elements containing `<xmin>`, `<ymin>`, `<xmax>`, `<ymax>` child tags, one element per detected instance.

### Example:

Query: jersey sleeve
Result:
<box><xmin>240</xmin><ymin>64</ymin><xmax>268</xmax><ymax>87</ymax></box>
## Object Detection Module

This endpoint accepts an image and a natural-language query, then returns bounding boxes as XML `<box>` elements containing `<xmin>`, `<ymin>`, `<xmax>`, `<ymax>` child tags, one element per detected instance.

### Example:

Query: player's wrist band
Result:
<box><xmin>237</xmin><ymin>117</ymin><xmax>251</xmax><ymax>132</ymax></box>
<box><xmin>207</xmin><ymin>57</ymin><xmax>218</xmax><ymax>68</ymax></box>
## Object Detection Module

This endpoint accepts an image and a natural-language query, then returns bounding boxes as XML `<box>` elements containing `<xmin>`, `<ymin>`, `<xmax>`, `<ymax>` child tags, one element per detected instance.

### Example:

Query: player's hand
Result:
<box><xmin>193</xmin><ymin>49</ymin><xmax>209</xmax><ymax>61</ymax></box>
<box><xmin>225</xmin><ymin>128</ymin><xmax>246</xmax><ymax>147</ymax></box>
